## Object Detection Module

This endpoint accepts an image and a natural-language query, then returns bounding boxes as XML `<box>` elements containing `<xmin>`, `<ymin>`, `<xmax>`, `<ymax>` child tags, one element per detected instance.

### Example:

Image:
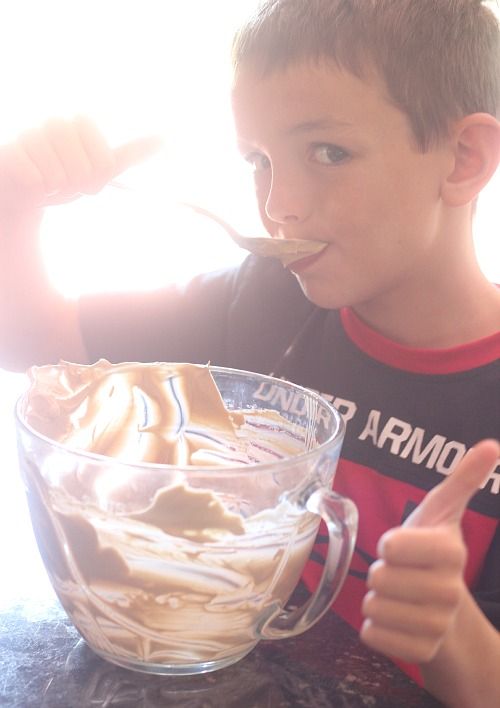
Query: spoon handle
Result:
<box><xmin>109</xmin><ymin>182</ymin><xmax>327</xmax><ymax>265</ymax></box>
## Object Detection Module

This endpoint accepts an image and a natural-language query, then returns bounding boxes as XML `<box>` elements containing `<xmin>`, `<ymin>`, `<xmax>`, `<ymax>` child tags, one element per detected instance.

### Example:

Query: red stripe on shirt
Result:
<box><xmin>340</xmin><ymin>307</ymin><xmax>500</xmax><ymax>374</ymax></box>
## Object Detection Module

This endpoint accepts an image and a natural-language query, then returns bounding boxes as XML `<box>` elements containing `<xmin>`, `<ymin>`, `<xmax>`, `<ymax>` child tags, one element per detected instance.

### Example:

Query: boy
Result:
<box><xmin>0</xmin><ymin>1</ymin><xmax>499</xmax><ymax>705</ymax></box>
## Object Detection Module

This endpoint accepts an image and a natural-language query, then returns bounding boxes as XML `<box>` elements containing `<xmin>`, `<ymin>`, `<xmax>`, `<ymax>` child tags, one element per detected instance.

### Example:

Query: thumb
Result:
<box><xmin>404</xmin><ymin>439</ymin><xmax>499</xmax><ymax>529</ymax></box>
<box><xmin>112</xmin><ymin>135</ymin><xmax>164</xmax><ymax>176</ymax></box>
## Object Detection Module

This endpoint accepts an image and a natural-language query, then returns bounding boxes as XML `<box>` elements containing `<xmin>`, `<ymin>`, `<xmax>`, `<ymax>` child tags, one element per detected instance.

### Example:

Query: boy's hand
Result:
<box><xmin>360</xmin><ymin>439</ymin><xmax>499</xmax><ymax>664</ymax></box>
<box><xmin>0</xmin><ymin>116</ymin><xmax>162</xmax><ymax>212</ymax></box>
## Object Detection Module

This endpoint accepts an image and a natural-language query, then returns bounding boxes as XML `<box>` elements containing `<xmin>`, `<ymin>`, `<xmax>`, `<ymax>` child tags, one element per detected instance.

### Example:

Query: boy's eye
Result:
<box><xmin>244</xmin><ymin>151</ymin><xmax>271</xmax><ymax>173</ymax></box>
<box><xmin>312</xmin><ymin>144</ymin><xmax>350</xmax><ymax>165</ymax></box>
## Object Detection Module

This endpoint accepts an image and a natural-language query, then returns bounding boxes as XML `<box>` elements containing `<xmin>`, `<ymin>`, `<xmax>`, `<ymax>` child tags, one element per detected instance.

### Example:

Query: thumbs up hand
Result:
<box><xmin>0</xmin><ymin>116</ymin><xmax>163</xmax><ymax>213</ymax></box>
<box><xmin>360</xmin><ymin>439</ymin><xmax>499</xmax><ymax>665</ymax></box>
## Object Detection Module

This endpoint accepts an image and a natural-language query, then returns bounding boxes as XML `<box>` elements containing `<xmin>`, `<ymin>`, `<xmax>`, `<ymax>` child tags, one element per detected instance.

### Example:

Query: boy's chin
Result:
<box><xmin>294</xmin><ymin>276</ymin><xmax>353</xmax><ymax>311</ymax></box>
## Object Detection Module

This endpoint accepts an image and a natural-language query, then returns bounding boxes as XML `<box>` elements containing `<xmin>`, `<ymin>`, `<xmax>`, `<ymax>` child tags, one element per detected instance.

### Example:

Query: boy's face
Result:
<box><xmin>231</xmin><ymin>62</ymin><xmax>452</xmax><ymax>311</ymax></box>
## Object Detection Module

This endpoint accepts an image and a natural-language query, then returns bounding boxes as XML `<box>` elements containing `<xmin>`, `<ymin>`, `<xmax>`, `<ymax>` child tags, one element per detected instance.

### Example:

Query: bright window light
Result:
<box><xmin>0</xmin><ymin>0</ymin><xmax>261</xmax><ymax>295</ymax></box>
<box><xmin>0</xmin><ymin>0</ymin><xmax>498</xmax><ymax>297</ymax></box>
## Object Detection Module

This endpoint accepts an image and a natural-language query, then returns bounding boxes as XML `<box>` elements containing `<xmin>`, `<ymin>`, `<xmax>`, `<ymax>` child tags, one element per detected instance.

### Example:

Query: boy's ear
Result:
<box><xmin>441</xmin><ymin>113</ymin><xmax>500</xmax><ymax>207</ymax></box>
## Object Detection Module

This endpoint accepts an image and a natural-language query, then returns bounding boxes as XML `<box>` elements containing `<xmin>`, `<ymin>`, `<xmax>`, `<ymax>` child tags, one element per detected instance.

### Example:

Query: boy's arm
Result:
<box><xmin>421</xmin><ymin>589</ymin><xmax>500</xmax><ymax>708</ymax></box>
<box><xmin>0</xmin><ymin>117</ymin><xmax>161</xmax><ymax>371</ymax></box>
<box><xmin>360</xmin><ymin>440</ymin><xmax>500</xmax><ymax>708</ymax></box>
<box><xmin>0</xmin><ymin>205</ymin><xmax>86</xmax><ymax>370</ymax></box>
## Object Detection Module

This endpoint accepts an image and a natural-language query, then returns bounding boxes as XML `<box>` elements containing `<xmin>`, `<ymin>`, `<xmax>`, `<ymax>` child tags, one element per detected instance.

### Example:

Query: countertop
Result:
<box><xmin>1</xmin><ymin>593</ymin><xmax>442</xmax><ymax>708</ymax></box>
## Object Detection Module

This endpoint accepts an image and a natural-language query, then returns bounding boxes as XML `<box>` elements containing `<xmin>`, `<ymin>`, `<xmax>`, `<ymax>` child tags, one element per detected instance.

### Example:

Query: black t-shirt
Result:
<box><xmin>81</xmin><ymin>254</ymin><xmax>500</xmax><ymax>680</ymax></box>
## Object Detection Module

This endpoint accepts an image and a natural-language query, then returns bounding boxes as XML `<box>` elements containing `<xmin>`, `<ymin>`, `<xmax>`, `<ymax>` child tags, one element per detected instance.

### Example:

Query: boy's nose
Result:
<box><xmin>264</xmin><ymin>168</ymin><xmax>312</xmax><ymax>225</ymax></box>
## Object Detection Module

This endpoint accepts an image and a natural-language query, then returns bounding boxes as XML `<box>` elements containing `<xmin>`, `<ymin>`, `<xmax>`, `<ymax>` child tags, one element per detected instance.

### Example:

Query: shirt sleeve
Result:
<box><xmin>78</xmin><ymin>265</ymin><xmax>240</xmax><ymax>366</ymax></box>
<box><xmin>78</xmin><ymin>254</ymin><xmax>315</xmax><ymax>373</ymax></box>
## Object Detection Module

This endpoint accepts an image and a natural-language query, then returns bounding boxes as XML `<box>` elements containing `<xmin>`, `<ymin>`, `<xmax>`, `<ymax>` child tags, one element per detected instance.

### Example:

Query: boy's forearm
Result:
<box><xmin>420</xmin><ymin>590</ymin><xmax>500</xmax><ymax>708</ymax></box>
<box><xmin>0</xmin><ymin>209</ymin><xmax>86</xmax><ymax>370</ymax></box>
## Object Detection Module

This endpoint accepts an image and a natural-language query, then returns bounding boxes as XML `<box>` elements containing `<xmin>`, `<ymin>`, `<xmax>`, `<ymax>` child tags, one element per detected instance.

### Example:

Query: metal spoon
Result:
<box><xmin>109</xmin><ymin>181</ymin><xmax>327</xmax><ymax>266</ymax></box>
<box><xmin>180</xmin><ymin>202</ymin><xmax>327</xmax><ymax>267</ymax></box>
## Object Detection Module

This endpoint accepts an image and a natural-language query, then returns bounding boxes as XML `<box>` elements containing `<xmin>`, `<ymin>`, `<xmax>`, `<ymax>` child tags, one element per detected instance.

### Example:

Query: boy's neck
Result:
<box><xmin>353</xmin><ymin>250</ymin><xmax>500</xmax><ymax>350</ymax></box>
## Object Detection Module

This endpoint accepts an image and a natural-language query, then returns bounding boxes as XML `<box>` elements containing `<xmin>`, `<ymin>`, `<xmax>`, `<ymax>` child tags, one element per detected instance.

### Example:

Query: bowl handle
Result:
<box><xmin>259</xmin><ymin>487</ymin><xmax>358</xmax><ymax>640</ymax></box>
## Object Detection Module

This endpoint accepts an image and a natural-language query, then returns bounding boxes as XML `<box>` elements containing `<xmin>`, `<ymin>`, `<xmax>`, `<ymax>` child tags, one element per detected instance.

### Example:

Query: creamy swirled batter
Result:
<box><xmin>19</xmin><ymin>361</ymin><xmax>319</xmax><ymax>668</ymax></box>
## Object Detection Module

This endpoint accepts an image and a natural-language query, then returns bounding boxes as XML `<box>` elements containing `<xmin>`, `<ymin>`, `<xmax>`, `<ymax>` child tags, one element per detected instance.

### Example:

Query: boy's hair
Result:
<box><xmin>232</xmin><ymin>0</ymin><xmax>500</xmax><ymax>151</ymax></box>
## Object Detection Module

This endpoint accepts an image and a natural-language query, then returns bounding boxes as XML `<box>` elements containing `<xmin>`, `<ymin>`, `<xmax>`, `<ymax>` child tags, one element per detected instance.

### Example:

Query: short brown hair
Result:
<box><xmin>232</xmin><ymin>0</ymin><xmax>500</xmax><ymax>151</ymax></box>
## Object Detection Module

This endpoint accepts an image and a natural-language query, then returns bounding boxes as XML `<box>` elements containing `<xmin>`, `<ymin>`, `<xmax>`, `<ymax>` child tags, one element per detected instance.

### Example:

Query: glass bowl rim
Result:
<box><xmin>14</xmin><ymin>364</ymin><xmax>345</xmax><ymax>477</ymax></box>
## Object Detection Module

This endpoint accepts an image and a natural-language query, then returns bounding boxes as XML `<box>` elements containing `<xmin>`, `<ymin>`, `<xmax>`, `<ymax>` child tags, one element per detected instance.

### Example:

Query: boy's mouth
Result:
<box><xmin>287</xmin><ymin>247</ymin><xmax>327</xmax><ymax>274</ymax></box>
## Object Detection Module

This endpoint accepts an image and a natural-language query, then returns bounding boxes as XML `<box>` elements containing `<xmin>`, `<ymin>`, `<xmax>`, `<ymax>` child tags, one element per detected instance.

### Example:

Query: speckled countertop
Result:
<box><xmin>1</xmin><ymin>594</ymin><xmax>443</xmax><ymax>708</ymax></box>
